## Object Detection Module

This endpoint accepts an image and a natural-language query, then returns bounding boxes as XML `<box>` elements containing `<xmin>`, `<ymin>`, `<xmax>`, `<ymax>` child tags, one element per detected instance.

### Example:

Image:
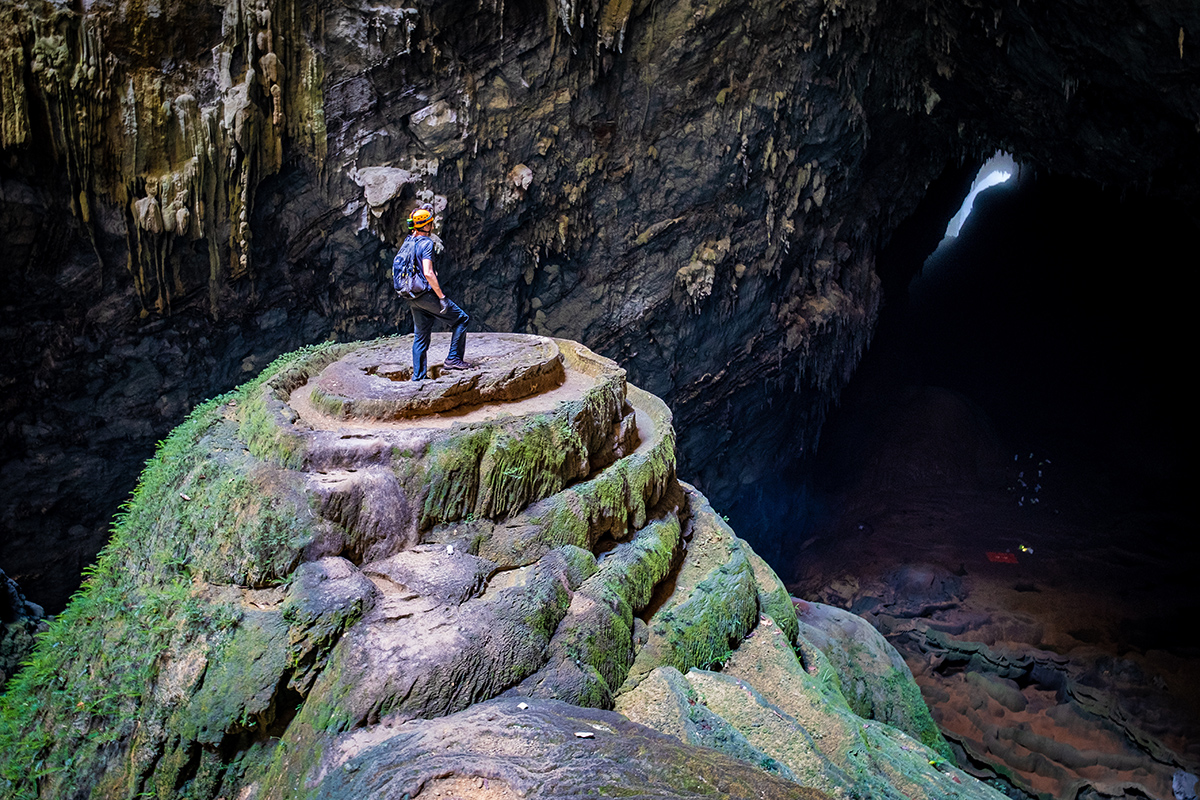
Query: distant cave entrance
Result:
<box><xmin>939</xmin><ymin>150</ymin><xmax>1017</xmax><ymax>241</ymax></box>
<box><xmin>725</xmin><ymin>164</ymin><xmax>1198</xmax><ymax>772</ymax></box>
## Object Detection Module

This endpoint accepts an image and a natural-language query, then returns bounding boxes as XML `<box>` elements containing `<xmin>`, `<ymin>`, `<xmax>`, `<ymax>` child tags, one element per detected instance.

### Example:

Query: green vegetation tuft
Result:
<box><xmin>306</xmin><ymin>385</ymin><xmax>349</xmax><ymax>420</ymax></box>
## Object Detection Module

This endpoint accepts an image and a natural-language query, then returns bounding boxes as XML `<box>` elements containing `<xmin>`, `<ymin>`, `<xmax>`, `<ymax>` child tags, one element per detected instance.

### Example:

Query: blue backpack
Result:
<box><xmin>392</xmin><ymin>235</ymin><xmax>430</xmax><ymax>298</ymax></box>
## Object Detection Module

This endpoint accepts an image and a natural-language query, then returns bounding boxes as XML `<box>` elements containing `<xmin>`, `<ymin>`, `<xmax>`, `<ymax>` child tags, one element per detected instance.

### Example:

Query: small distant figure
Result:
<box><xmin>1008</xmin><ymin>451</ymin><xmax>1050</xmax><ymax>510</ymax></box>
<box><xmin>392</xmin><ymin>204</ymin><xmax>471</xmax><ymax>381</ymax></box>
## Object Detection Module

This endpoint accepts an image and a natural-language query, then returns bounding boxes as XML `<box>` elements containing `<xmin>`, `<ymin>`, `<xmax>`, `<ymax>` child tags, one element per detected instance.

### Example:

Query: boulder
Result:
<box><xmin>295</xmin><ymin>698</ymin><xmax>832</xmax><ymax>800</ymax></box>
<box><xmin>795</xmin><ymin>599</ymin><xmax>950</xmax><ymax>757</ymax></box>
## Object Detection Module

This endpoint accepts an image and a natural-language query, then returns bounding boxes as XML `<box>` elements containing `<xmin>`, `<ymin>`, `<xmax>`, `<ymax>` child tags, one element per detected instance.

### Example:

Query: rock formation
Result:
<box><xmin>0</xmin><ymin>568</ymin><xmax>47</xmax><ymax>692</ymax></box>
<box><xmin>796</xmin><ymin>546</ymin><xmax>1200</xmax><ymax>800</ymax></box>
<box><xmin>0</xmin><ymin>336</ymin><xmax>1005</xmax><ymax>800</ymax></box>
<box><xmin>2</xmin><ymin>0</ymin><xmax>1197</xmax><ymax>615</ymax></box>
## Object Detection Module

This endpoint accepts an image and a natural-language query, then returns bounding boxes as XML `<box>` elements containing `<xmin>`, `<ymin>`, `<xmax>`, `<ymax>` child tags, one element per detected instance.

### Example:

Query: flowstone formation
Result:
<box><xmin>0</xmin><ymin>335</ymin><xmax>1006</xmax><ymax>800</ymax></box>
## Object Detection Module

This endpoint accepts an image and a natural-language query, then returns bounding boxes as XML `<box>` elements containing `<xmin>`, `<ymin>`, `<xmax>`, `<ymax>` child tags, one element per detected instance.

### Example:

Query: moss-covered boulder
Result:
<box><xmin>512</xmin><ymin>497</ymin><xmax>685</xmax><ymax>707</ymax></box>
<box><xmin>0</xmin><ymin>334</ymin><xmax>1003</xmax><ymax>800</ymax></box>
<box><xmin>619</xmin><ymin>626</ymin><xmax>1000</xmax><ymax>800</ymax></box>
<box><xmin>795</xmin><ymin>599</ymin><xmax>950</xmax><ymax>757</ymax></box>
<box><xmin>291</xmin><ymin>697</ymin><xmax>833</xmax><ymax>800</ymax></box>
<box><xmin>619</xmin><ymin>484</ymin><xmax>762</xmax><ymax>691</ymax></box>
<box><xmin>613</xmin><ymin>483</ymin><xmax>1003</xmax><ymax>800</ymax></box>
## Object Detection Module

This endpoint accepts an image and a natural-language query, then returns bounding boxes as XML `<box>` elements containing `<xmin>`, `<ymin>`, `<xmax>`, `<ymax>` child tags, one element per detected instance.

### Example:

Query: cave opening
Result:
<box><xmin>941</xmin><ymin>151</ymin><xmax>1018</xmax><ymax>241</ymax></box>
<box><xmin>725</xmin><ymin>164</ymin><xmax>1199</xmax><ymax>781</ymax></box>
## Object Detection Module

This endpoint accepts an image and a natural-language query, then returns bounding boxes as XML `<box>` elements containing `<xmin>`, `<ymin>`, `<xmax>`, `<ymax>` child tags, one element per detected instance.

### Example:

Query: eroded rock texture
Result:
<box><xmin>0</xmin><ymin>336</ymin><xmax>997</xmax><ymax>800</ymax></box>
<box><xmin>2</xmin><ymin>0</ymin><xmax>1198</xmax><ymax>618</ymax></box>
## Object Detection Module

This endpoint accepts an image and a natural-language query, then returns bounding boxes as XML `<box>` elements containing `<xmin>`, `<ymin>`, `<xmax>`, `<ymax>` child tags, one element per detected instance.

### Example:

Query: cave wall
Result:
<box><xmin>2</xmin><ymin>0</ymin><xmax>1198</xmax><ymax>610</ymax></box>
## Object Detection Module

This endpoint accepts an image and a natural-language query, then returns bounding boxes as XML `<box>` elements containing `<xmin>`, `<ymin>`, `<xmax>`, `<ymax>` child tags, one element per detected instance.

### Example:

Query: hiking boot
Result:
<box><xmin>442</xmin><ymin>358</ymin><xmax>472</xmax><ymax>371</ymax></box>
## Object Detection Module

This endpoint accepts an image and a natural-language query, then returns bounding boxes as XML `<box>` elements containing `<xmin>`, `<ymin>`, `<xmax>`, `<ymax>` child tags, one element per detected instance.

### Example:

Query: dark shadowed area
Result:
<box><xmin>727</xmin><ymin>171</ymin><xmax>1198</xmax><ymax>798</ymax></box>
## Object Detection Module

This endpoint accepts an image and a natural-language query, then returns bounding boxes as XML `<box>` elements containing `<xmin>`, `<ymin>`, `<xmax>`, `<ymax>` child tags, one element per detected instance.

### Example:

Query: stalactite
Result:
<box><xmin>548</xmin><ymin>0</ymin><xmax>631</xmax><ymax>53</ymax></box>
<box><xmin>0</xmin><ymin>0</ymin><xmax>326</xmax><ymax>319</ymax></box>
<box><xmin>0</xmin><ymin>44</ymin><xmax>29</xmax><ymax>150</ymax></box>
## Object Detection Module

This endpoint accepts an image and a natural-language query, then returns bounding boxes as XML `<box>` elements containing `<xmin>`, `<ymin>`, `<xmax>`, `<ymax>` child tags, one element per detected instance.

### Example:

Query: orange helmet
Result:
<box><xmin>408</xmin><ymin>204</ymin><xmax>435</xmax><ymax>231</ymax></box>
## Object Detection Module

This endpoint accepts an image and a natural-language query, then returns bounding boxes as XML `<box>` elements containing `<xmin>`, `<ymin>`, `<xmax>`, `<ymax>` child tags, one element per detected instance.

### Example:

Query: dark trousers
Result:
<box><xmin>407</xmin><ymin>292</ymin><xmax>469</xmax><ymax>380</ymax></box>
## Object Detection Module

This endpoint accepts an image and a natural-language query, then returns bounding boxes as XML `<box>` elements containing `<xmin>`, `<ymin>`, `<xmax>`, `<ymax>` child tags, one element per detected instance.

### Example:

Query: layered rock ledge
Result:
<box><xmin>0</xmin><ymin>335</ymin><xmax>1007</xmax><ymax>800</ymax></box>
<box><xmin>304</xmin><ymin>334</ymin><xmax>569</xmax><ymax>420</ymax></box>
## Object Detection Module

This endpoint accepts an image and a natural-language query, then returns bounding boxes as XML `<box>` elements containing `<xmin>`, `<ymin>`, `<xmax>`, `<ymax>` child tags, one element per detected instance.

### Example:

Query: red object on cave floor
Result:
<box><xmin>986</xmin><ymin>551</ymin><xmax>1019</xmax><ymax>564</ymax></box>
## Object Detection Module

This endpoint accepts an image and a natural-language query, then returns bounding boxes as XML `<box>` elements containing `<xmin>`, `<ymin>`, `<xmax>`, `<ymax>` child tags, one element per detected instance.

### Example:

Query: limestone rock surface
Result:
<box><xmin>0</xmin><ymin>335</ymin><xmax>1003</xmax><ymax>800</ymax></box>
<box><xmin>293</xmin><ymin>698</ymin><xmax>832</xmax><ymax>800</ymax></box>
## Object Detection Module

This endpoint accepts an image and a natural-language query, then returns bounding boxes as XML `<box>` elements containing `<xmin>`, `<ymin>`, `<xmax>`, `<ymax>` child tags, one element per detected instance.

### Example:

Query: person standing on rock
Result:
<box><xmin>393</xmin><ymin>203</ymin><xmax>471</xmax><ymax>380</ymax></box>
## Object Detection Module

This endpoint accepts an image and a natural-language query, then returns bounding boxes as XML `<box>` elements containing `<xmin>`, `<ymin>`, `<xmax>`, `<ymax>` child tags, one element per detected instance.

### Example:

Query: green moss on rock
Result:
<box><xmin>0</xmin><ymin>345</ymin><xmax>361</xmax><ymax>800</ymax></box>
<box><xmin>708</xmin><ymin>623</ymin><xmax>999</xmax><ymax>800</ymax></box>
<box><xmin>616</xmin><ymin>666</ymin><xmax>798</xmax><ymax>781</ymax></box>
<box><xmin>517</xmin><ymin>511</ymin><xmax>683</xmax><ymax>706</ymax></box>
<box><xmin>476</xmin><ymin>414</ymin><xmax>582</xmax><ymax>518</ymax></box>
<box><xmin>239</xmin><ymin>341</ymin><xmax>358</xmax><ymax>469</ymax></box>
<box><xmin>420</xmin><ymin>426</ymin><xmax>493</xmax><ymax>523</ymax></box>
<box><xmin>182</xmin><ymin>608</ymin><xmax>291</xmax><ymax>745</ymax></box>
<box><xmin>419</xmin><ymin>350</ymin><xmax>630</xmax><ymax>528</ymax></box>
<box><xmin>740</xmin><ymin>540</ymin><xmax>800</xmax><ymax>645</ymax></box>
<box><xmin>479</xmin><ymin>385</ymin><xmax>676</xmax><ymax>567</ymax></box>
<box><xmin>291</xmin><ymin>698</ymin><xmax>833</xmax><ymax>799</ymax></box>
<box><xmin>620</xmin><ymin>490</ymin><xmax>760</xmax><ymax>692</ymax></box>
<box><xmin>796</xmin><ymin>601</ymin><xmax>952</xmax><ymax>758</ymax></box>
<box><xmin>281</xmin><ymin>545</ymin><xmax>581</xmax><ymax>741</ymax></box>
<box><xmin>0</xmin><ymin>333</ymin><xmax>972</xmax><ymax>800</ymax></box>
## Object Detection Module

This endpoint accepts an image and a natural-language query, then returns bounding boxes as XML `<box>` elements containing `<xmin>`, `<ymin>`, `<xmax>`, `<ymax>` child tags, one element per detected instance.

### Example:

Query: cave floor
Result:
<box><xmin>785</xmin><ymin>470</ymin><xmax>1198</xmax><ymax>799</ymax></box>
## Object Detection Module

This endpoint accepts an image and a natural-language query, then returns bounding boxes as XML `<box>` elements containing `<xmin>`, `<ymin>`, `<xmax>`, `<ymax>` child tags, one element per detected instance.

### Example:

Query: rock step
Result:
<box><xmin>307</xmin><ymin>333</ymin><xmax>566</xmax><ymax>421</ymax></box>
<box><xmin>463</xmin><ymin>377</ymin><xmax>677</xmax><ymax>568</ymax></box>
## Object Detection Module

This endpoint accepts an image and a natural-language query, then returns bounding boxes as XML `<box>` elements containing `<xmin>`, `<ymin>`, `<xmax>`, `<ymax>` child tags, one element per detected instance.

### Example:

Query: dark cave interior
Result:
<box><xmin>726</xmin><ymin>164</ymin><xmax>1200</xmax><ymax>743</ymax></box>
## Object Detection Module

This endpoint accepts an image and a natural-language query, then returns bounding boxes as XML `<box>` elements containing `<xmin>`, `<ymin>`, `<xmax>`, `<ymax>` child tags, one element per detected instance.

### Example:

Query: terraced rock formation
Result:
<box><xmin>0</xmin><ymin>335</ymin><xmax>1004</xmax><ymax>799</ymax></box>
